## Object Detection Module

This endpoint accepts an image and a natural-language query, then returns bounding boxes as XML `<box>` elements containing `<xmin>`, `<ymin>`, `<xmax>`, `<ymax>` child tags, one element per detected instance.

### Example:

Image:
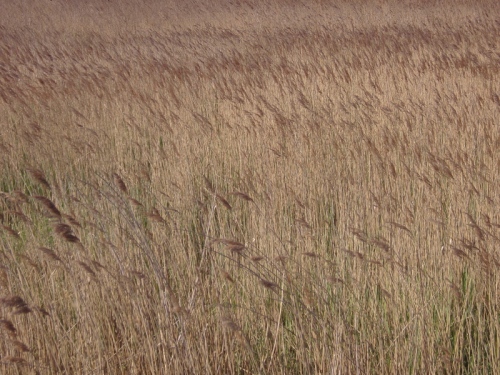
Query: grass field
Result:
<box><xmin>1</xmin><ymin>0</ymin><xmax>500</xmax><ymax>373</ymax></box>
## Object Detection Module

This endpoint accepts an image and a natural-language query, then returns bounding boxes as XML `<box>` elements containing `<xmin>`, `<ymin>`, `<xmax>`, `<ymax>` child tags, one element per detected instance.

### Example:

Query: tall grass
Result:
<box><xmin>1</xmin><ymin>0</ymin><xmax>500</xmax><ymax>373</ymax></box>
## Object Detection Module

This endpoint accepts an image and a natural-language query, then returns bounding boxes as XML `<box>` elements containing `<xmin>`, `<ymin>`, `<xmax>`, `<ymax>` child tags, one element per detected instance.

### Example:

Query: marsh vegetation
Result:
<box><xmin>0</xmin><ymin>0</ymin><xmax>499</xmax><ymax>373</ymax></box>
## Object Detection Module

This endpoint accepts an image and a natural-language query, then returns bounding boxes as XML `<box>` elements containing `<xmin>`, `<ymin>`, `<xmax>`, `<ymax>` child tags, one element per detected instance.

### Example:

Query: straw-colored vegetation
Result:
<box><xmin>1</xmin><ymin>0</ymin><xmax>499</xmax><ymax>373</ymax></box>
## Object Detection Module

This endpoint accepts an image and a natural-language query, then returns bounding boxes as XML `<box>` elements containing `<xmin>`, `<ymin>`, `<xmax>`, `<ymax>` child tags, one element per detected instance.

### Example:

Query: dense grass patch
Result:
<box><xmin>1</xmin><ymin>0</ymin><xmax>499</xmax><ymax>373</ymax></box>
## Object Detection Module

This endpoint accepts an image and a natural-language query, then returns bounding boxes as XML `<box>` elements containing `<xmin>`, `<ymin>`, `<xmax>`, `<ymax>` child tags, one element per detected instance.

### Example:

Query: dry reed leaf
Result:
<box><xmin>4</xmin><ymin>210</ymin><xmax>31</xmax><ymax>224</ymax></box>
<box><xmin>13</xmin><ymin>305</ymin><xmax>33</xmax><ymax>315</ymax></box>
<box><xmin>38</xmin><ymin>247</ymin><xmax>62</xmax><ymax>262</ymax></box>
<box><xmin>26</xmin><ymin>168</ymin><xmax>50</xmax><ymax>190</ymax></box>
<box><xmin>148</xmin><ymin>208</ymin><xmax>166</xmax><ymax>223</ymax></box>
<box><xmin>216</xmin><ymin>194</ymin><xmax>232</xmax><ymax>210</ymax></box>
<box><xmin>296</xmin><ymin>217</ymin><xmax>311</xmax><ymax>229</ymax></box>
<box><xmin>33</xmin><ymin>196</ymin><xmax>61</xmax><ymax>219</ymax></box>
<box><xmin>215</xmin><ymin>239</ymin><xmax>246</xmax><ymax>254</ymax></box>
<box><xmin>468</xmin><ymin>223</ymin><xmax>486</xmax><ymax>241</ymax></box>
<box><xmin>222</xmin><ymin>318</ymin><xmax>240</xmax><ymax>332</ymax></box>
<box><xmin>221</xmin><ymin>240</ymin><xmax>246</xmax><ymax>253</ymax></box>
<box><xmin>138</xmin><ymin>166</ymin><xmax>152</xmax><ymax>183</ymax></box>
<box><xmin>251</xmin><ymin>256</ymin><xmax>264</xmax><ymax>262</ymax></box>
<box><xmin>12</xmin><ymin>191</ymin><xmax>28</xmax><ymax>204</ymax></box>
<box><xmin>78</xmin><ymin>261</ymin><xmax>96</xmax><ymax>278</ymax></box>
<box><xmin>342</xmin><ymin>248</ymin><xmax>357</xmax><ymax>258</ymax></box>
<box><xmin>234</xmin><ymin>330</ymin><xmax>252</xmax><ymax>351</ymax></box>
<box><xmin>129</xmin><ymin>270</ymin><xmax>146</xmax><ymax>279</ymax></box>
<box><xmin>328</xmin><ymin>277</ymin><xmax>344</xmax><ymax>284</ymax></box>
<box><xmin>214</xmin><ymin>239</ymin><xmax>242</xmax><ymax>246</ymax></box>
<box><xmin>2</xmin><ymin>225</ymin><xmax>20</xmax><ymax>239</ymax></box>
<box><xmin>203</xmin><ymin>176</ymin><xmax>215</xmax><ymax>193</ymax></box>
<box><xmin>0</xmin><ymin>268</ymin><xmax>8</xmax><ymax>289</ymax></box>
<box><xmin>1</xmin><ymin>356</ymin><xmax>26</xmax><ymax>364</ymax></box>
<box><xmin>459</xmin><ymin>238</ymin><xmax>479</xmax><ymax>252</ymax></box>
<box><xmin>0</xmin><ymin>296</ymin><xmax>32</xmax><ymax>314</ymax></box>
<box><xmin>128</xmin><ymin>197</ymin><xmax>143</xmax><ymax>207</ymax></box>
<box><xmin>270</xmin><ymin>147</ymin><xmax>283</xmax><ymax>157</ymax></box>
<box><xmin>260</xmin><ymin>279</ymin><xmax>278</xmax><ymax>290</ymax></box>
<box><xmin>20</xmin><ymin>255</ymin><xmax>39</xmax><ymax>271</ymax></box>
<box><xmin>113</xmin><ymin>173</ymin><xmax>128</xmax><ymax>194</ymax></box>
<box><xmin>33</xmin><ymin>306</ymin><xmax>50</xmax><ymax>316</ymax></box>
<box><xmin>69</xmin><ymin>195</ymin><xmax>81</xmax><ymax>203</ymax></box>
<box><xmin>482</xmin><ymin>214</ymin><xmax>492</xmax><ymax>228</ymax></box>
<box><xmin>63</xmin><ymin>214</ymin><xmax>81</xmax><ymax>228</ymax></box>
<box><xmin>478</xmin><ymin>251</ymin><xmax>494</xmax><ymax>274</ymax></box>
<box><xmin>377</xmin><ymin>284</ymin><xmax>392</xmax><ymax>300</ymax></box>
<box><xmin>230</xmin><ymin>191</ymin><xmax>254</xmax><ymax>202</ymax></box>
<box><xmin>221</xmin><ymin>315</ymin><xmax>240</xmax><ymax>332</ymax></box>
<box><xmin>228</xmin><ymin>244</ymin><xmax>245</xmax><ymax>254</ymax></box>
<box><xmin>222</xmin><ymin>271</ymin><xmax>234</xmax><ymax>283</ymax></box>
<box><xmin>388</xmin><ymin>221</ymin><xmax>412</xmax><ymax>234</ymax></box>
<box><xmin>447</xmin><ymin>281</ymin><xmax>462</xmax><ymax>299</ymax></box>
<box><xmin>303</xmin><ymin>288</ymin><xmax>314</xmax><ymax>309</ymax></box>
<box><xmin>0</xmin><ymin>319</ymin><xmax>17</xmax><ymax>337</ymax></box>
<box><xmin>91</xmin><ymin>261</ymin><xmax>105</xmax><ymax>271</ymax></box>
<box><xmin>274</xmin><ymin>256</ymin><xmax>287</xmax><ymax>266</ymax></box>
<box><xmin>351</xmin><ymin>228</ymin><xmax>369</xmax><ymax>243</ymax></box>
<box><xmin>71</xmin><ymin>107</ymin><xmax>87</xmax><ymax>120</ymax></box>
<box><xmin>54</xmin><ymin>223</ymin><xmax>80</xmax><ymax>243</ymax></box>
<box><xmin>492</xmin><ymin>256</ymin><xmax>500</xmax><ymax>269</ymax></box>
<box><xmin>370</xmin><ymin>238</ymin><xmax>391</xmax><ymax>252</ymax></box>
<box><xmin>452</xmin><ymin>247</ymin><xmax>469</xmax><ymax>259</ymax></box>
<box><xmin>54</xmin><ymin>223</ymin><xmax>73</xmax><ymax>236</ymax></box>
<box><xmin>11</xmin><ymin>339</ymin><xmax>30</xmax><ymax>353</ymax></box>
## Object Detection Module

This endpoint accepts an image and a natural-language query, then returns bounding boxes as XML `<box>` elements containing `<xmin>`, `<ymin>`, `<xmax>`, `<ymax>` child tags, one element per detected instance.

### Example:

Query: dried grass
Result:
<box><xmin>0</xmin><ymin>0</ymin><xmax>499</xmax><ymax>373</ymax></box>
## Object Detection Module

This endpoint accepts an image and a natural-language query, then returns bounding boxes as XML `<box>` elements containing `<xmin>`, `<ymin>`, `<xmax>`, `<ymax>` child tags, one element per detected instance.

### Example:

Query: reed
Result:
<box><xmin>0</xmin><ymin>0</ymin><xmax>499</xmax><ymax>373</ymax></box>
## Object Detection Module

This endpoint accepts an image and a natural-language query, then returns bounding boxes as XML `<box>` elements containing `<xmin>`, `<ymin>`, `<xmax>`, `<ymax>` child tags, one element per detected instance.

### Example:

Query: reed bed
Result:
<box><xmin>1</xmin><ymin>0</ymin><xmax>499</xmax><ymax>373</ymax></box>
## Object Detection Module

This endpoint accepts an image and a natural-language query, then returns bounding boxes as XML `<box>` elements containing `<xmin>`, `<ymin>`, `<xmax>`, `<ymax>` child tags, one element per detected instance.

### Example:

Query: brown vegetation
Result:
<box><xmin>1</xmin><ymin>0</ymin><xmax>500</xmax><ymax>373</ymax></box>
